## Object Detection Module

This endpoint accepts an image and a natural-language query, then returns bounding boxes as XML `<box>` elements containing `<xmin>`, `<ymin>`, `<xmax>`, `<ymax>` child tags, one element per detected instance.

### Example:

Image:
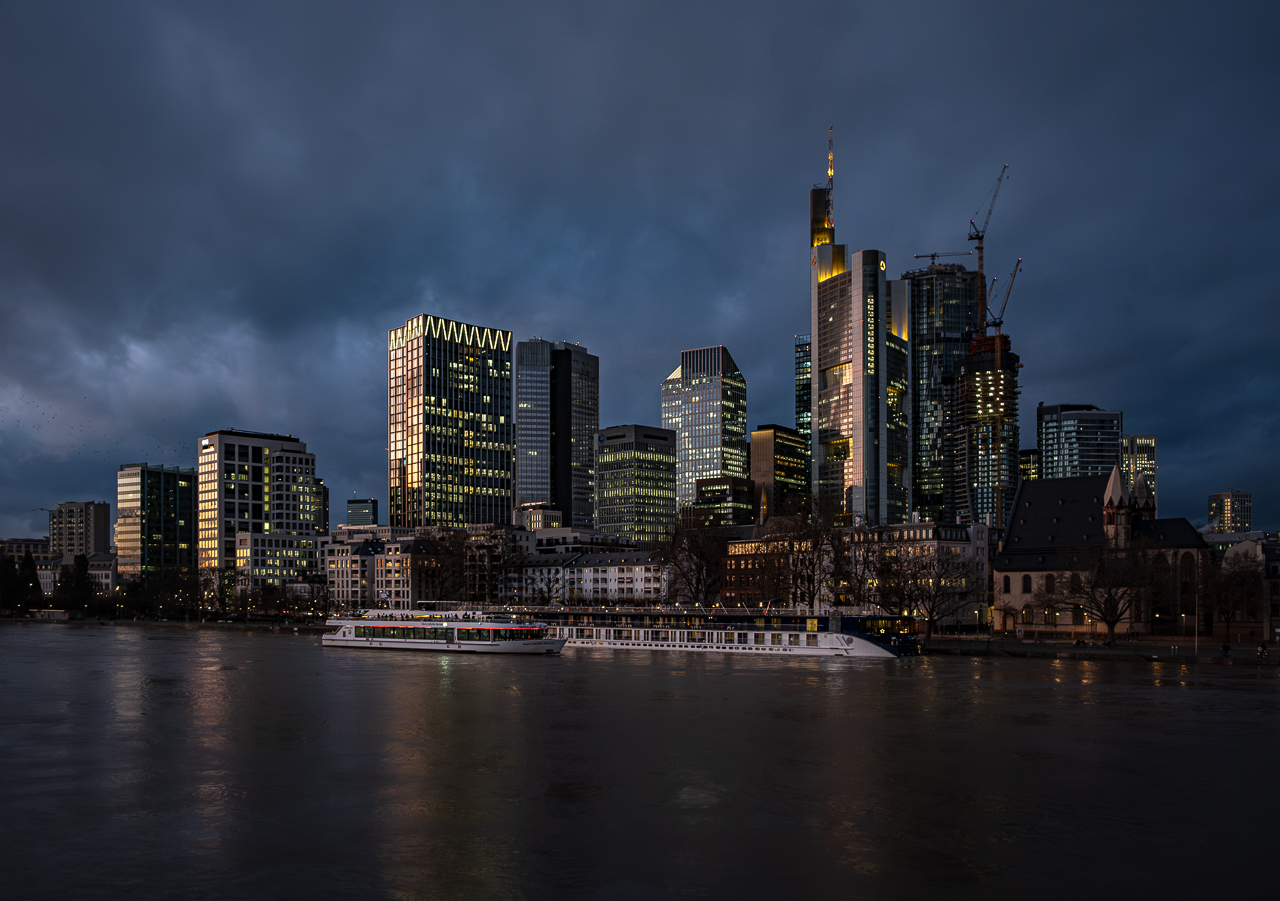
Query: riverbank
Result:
<box><xmin>925</xmin><ymin>636</ymin><xmax>1280</xmax><ymax>667</ymax></box>
<box><xmin>0</xmin><ymin>618</ymin><xmax>331</xmax><ymax>635</ymax></box>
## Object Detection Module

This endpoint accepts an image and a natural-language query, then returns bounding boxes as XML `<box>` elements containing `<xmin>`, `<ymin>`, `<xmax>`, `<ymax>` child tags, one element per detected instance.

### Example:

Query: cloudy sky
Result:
<box><xmin>1</xmin><ymin>0</ymin><xmax>1276</xmax><ymax>538</ymax></box>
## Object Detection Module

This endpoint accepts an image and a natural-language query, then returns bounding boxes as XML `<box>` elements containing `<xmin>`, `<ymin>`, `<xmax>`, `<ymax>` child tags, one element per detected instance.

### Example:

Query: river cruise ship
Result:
<box><xmin>322</xmin><ymin>611</ymin><xmax>566</xmax><ymax>654</ymax></box>
<box><xmin>474</xmin><ymin>607</ymin><xmax>919</xmax><ymax>658</ymax></box>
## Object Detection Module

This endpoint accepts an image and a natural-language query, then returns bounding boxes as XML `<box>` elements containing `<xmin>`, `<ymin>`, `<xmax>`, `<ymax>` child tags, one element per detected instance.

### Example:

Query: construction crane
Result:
<box><xmin>913</xmin><ymin>250</ymin><xmax>973</xmax><ymax>265</ymax></box>
<box><xmin>967</xmin><ymin>164</ymin><xmax>1009</xmax><ymax>324</ymax></box>
<box><xmin>985</xmin><ymin>258</ymin><xmax>1022</xmax><ymax>533</ymax></box>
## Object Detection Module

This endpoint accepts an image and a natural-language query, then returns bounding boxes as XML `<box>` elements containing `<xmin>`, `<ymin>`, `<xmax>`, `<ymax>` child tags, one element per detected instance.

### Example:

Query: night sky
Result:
<box><xmin>1</xmin><ymin>1</ymin><xmax>1276</xmax><ymax>539</ymax></box>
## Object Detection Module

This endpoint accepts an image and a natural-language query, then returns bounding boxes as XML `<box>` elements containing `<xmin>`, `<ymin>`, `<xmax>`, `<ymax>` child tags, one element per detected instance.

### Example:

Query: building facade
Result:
<box><xmin>347</xmin><ymin>499</ymin><xmax>379</xmax><ymax>526</ymax></box>
<box><xmin>952</xmin><ymin>334</ymin><xmax>1021</xmax><ymax>528</ymax></box>
<box><xmin>691</xmin><ymin>476</ymin><xmax>757</xmax><ymax>527</ymax></box>
<box><xmin>115</xmin><ymin>464</ymin><xmax>195</xmax><ymax>583</ymax></box>
<box><xmin>811</xmin><ymin>242</ymin><xmax>910</xmax><ymax>525</ymax></box>
<box><xmin>1208</xmin><ymin>491</ymin><xmax>1252</xmax><ymax>534</ymax></box>
<box><xmin>388</xmin><ymin>314</ymin><xmax>514</xmax><ymax>529</ymax></box>
<box><xmin>794</xmin><ymin>334</ymin><xmax>812</xmax><ymax>486</ymax></box>
<box><xmin>749</xmin><ymin>424</ymin><xmax>809</xmax><ymax>518</ymax></box>
<box><xmin>514</xmin><ymin>338</ymin><xmax>599</xmax><ymax>528</ymax></box>
<box><xmin>1036</xmin><ymin>404</ymin><xmax>1123</xmax><ymax>480</ymax></box>
<box><xmin>1121</xmin><ymin>435</ymin><xmax>1158</xmax><ymax>516</ymax></box>
<box><xmin>49</xmin><ymin>501</ymin><xmax>111</xmax><ymax>558</ymax></box>
<box><xmin>899</xmin><ymin>262</ymin><xmax>985</xmax><ymax>524</ymax></box>
<box><xmin>1020</xmin><ymin>448</ymin><xmax>1041</xmax><ymax>482</ymax></box>
<box><xmin>595</xmin><ymin>425</ymin><xmax>677</xmax><ymax>548</ymax></box>
<box><xmin>197</xmin><ymin>429</ymin><xmax>323</xmax><ymax>588</ymax></box>
<box><xmin>993</xmin><ymin>466</ymin><xmax>1207</xmax><ymax>638</ymax></box>
<box><xmin>660</xmin><ymin>347</ymin><xmax>748</xmax><ymax>511</ymax></box>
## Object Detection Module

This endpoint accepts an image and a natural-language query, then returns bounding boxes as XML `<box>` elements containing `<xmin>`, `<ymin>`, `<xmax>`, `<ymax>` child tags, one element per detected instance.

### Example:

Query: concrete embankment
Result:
<box><xmin>925</xmin><ymin>640</ymin><xmax>1280</xmax><ymax>667</ymax></box>
<box><xmin>0</xmin><ymin>618</ymin><xmax>331</xmax><ymax>636</ymax></box>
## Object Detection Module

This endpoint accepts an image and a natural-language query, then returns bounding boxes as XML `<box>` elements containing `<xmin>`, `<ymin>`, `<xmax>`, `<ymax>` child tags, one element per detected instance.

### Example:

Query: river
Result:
<box><xmin>1</xmin><ymin>624</ymin><xmax>1276</xmax><ymax>899</ymax></box>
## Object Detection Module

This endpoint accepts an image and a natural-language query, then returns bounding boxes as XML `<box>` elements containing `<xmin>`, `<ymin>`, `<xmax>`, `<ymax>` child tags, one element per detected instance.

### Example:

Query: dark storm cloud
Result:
<box><xmin>1</xmin><ymin>0</ymin><xmax>1277</xmax><ymax>536</ymax></box>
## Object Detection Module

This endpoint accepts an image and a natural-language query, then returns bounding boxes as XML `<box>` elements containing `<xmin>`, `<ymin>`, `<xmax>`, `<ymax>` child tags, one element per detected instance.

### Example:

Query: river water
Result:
<box><xmin>2</xmin><ymin>625</ymin><xmax>1276</xmax><ymax>899</ymax></box>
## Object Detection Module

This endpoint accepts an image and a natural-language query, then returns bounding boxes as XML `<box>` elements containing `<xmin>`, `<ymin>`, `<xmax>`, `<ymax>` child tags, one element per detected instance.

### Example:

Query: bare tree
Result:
<box><xmin>1203</xmin><ymin>552</ymin><xmax>1264</xmax><ymax>645</ymax></box>
<box><xmin>1056</xmin><ymin>542</ymin><xmax>1158</xmax><ymax>644</ymax></box>
<box><xmin>526</xmin><ymin>563</ymin><xmax>566</xmax><ymax>607</ymax></box>
<box><xmin>657</xmin><ymin>516</ymin><xmax>730</xmax><ymax>607</ymax></box>
<box><xmin>878</xmin><ymin>536</ymin><xmax>983</xmax><ymax>640</ymax></box>
<box><xmin>763</xmin><ymin>494</ymin><xmax>846</xmax><ymax>613</ymax></box>
<box><xmin>199</xmin><ymin>566</ymin><xmax>239</xmax><ymax>617</ymax></box>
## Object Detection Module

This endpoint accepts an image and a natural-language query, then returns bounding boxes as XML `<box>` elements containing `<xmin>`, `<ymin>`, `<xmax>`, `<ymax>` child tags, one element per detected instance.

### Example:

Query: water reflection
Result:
<box><xmin>2</xmin><ymin>628</ymin><xmax>1279</xmax><ymax>898</ymax></box>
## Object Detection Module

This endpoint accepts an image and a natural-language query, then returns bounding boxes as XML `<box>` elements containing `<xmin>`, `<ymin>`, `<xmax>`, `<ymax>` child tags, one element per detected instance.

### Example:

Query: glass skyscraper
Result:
<box><xmin>794</xmin><ymin>334</ymin><xmax>812</xmax><ymax>488</ymax></box>
<box><xmin>897</xmin><ymin>262</ymin><xmax>985</xmax><ymax>524</ymax></box>
<box><xmin>387</xmin><ymin>314</ymin><xmax>513</xmax><ymax>528</ymax></box>
<box><xmin>660</xmin><ymin>346</ymin><xmax>748</xmax><ymax>511</ymax></box>
<box><xmin>809</xmin><ymin>186</ymin><xmax>909</xmax><ymax>525</ymax></box>
<box><xmin>1036</xmin><ymin>404</ymin><xmax>1122</xmax><ymax>480</ymax></box>
<box><xmin>1121</xmin><ymin>434</ymin><xmax>1158</xmax><ymax>516</ymax></box>
<box><xmin>596</xmin><ymin>424</ymin><xmax>677</xmax><ymax>547</ymax></box>
<box><xmin>514</xmin><ymin>338</ymin><xmax>599</xmax><ymax>528</ymax></box>
<box><xmin>116</xmin><ymin>464</ymin><xmax>195</xmax><ymax>582</ymax></box>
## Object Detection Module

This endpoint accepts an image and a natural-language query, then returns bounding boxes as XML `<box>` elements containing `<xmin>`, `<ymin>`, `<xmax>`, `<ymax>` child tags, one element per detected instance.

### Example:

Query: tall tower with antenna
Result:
<box><xmin>808</xmin><ymin>128</ymin><xmax>909</xmax><ymax>525</ymax></box>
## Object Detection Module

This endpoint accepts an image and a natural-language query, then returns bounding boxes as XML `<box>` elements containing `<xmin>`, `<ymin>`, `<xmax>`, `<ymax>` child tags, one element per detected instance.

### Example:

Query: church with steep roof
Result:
<box><xmin>991</xmin><ymin>462</ymin><xmax>1209</xmax><ymax>638</ymax></box>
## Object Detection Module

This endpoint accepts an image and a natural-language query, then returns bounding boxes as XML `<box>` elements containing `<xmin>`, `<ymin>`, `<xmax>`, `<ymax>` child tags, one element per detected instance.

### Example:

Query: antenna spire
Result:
<box><xmin>825</xmin><ymin>125</ymin><xmax>834</xmax><ymax>229</ymax></box>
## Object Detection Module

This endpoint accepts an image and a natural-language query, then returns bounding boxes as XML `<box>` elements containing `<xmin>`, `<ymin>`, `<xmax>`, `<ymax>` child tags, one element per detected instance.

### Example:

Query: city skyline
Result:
<box><xmin>0</xmin><ymin>2</ymin><xmax>1276</xmax><ymax>537</ymax></box>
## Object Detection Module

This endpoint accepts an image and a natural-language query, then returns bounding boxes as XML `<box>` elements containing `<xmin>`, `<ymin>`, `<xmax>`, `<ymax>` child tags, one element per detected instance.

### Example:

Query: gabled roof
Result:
<box><xmin>1003</xmin><ymin>475</ymin><xmax>1110</xmax><ymax>553</ymax></box>
<box><xmin>1132</xmin><ymin>519</ymin><xmax>1209</xmax><ymax>549</ymax></box>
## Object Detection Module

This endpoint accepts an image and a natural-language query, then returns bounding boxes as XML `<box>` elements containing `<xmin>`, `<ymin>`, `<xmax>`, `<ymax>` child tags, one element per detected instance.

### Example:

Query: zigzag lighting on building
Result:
<box><xmin>388</xmin><ymin>314</ymin><xmax>514</xmax><ymax>528</ymax></box>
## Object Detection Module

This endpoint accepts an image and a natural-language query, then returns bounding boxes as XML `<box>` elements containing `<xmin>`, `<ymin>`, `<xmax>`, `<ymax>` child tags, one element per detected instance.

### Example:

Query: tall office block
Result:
<box><xmin>1208</xmin><ymin>491</ymin><xmax>1251</xmax><ymax>533</ymax></box>
<box><xmin>952</xmin><ymin>334</ymin><xmax>1020</xmax><ymax>527</ymax></box>
<box><xmin>48</xmin><ymin>501</ymin><xmax>111</xmax><ymax>557</ymax></box>
<box><xmin>116</xmin><ymin>465</ymin><xmax>195</xmax><ymax>582</ymax></box>
<box><xmin>1019</xmin><ymin>448</ymin><xmax>1041</xmax><ymax>482</ymax></box>
<box><xmin>388</xmin><ymin>314</ymin><xmax>514</xmax><ymax>528</ymax></box>
<box><xmin>661</xmin><ymin>346</ymin><xmax>748</xmax><ymax>510</ymax></box>
<box><xmin>899</xmin><ymin>262</ymin><xmax>985</xmax><ymax>524</ymax></box>
<box><xmin>595</xmin><ymin>425</ymin><xmax>677</xmax><ymax>548</ymax></box>
<box><xmin>1120</xmin><ymin>435</ymin><xmax>1158</xmax><ymax>516</ymax></box>
<box><xmin>347</xmin><ymin>499</ymin><xmax>379</xmax><ymax>526</ymax></box>
<box><xmin>197</xmin><ymin>429</ymin><xmax>322</xmax><ymax>586</ymax></box>
<box><xmin>514</xmin><ymin>338</ymin><xmax>599</xmax><ymax>528</ymax></box>
<box><xmin>794</xmin><ymin>334</ymin><xmax>812</xmax><ymax>486</ymax></box>
<box><xmin>750</xmin><ymin>424</ymin><xmax>809</xmax><ymax>517</ymax></box>
<box><xmin>809</xmin><ymin>160</ymin><xmax>909</xmax><ymax>525</ymax></box>
<box><xmin>1037</xmin><ymin>404</ymin><xmax>1123</xmax><ymax>479</ymax></box>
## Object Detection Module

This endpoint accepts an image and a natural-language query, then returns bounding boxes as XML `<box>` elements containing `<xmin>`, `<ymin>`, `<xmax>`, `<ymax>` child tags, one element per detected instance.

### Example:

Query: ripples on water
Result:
<box><xmin>1</xmin><ymin>625</ymin><xmax>1276</xmax><ymax>899</ymax></box>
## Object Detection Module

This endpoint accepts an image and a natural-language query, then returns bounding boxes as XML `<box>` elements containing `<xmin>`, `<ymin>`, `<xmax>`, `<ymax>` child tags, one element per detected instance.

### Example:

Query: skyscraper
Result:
<box><xmin>952</xmin><ymin>334</ymin><xmax>1020</xmax><ymax>527</ymax></box>
<box><xmin>1120</xmin><ymin>434</ymin><xmax>1158</xmax><ymax>516</ymax></box>
<box><xmin>514</xmin><ymin>339</ymin><xmax>599</xmax><ymax>528</ymax></box>
<box><xmin>750</xmin><ymin>424</ymin><xmax>809</xmax><ymax>517</ymax></box>
<box><xmin>116</xmin><ymin>464</ymin><xmax>195</xmax><ymax>582</ymax></box>
<box><xmin>794</xmin><ymin>334</ymin><xmax>812</xmax><ymax>487</ymax></box>
<box><xmin>48</xmin><ymin>501</ymin><xmax>111</xmax><ymax>557</ymax></box>
<box><xmin>197</xmin><ymin>429</ymin><xmax>322</xmax><ymax>586</ymax></box>
<box><xmin>347</xmin><ymin>499</ymin><xmax>379</xmax><ymax>526</ymax></box>
<box><xmin>809</xmin><ymin>151</ymin><xmax>909</xmax><ymax>524</ymax></box>
<box><xmin>595</xmin><ymin>425</ymin><xmax>676</xmax><ymax>548</ymax></box>
<box><xmin>661</xmin><ymin>346</ymin><xmax>748</xmax><ymax>510</ymax></box>
<box><xmin>1037</xmin><ymin>404</ymin><xmax>1122</xmax><ymax>479</ymax></box>
<box><xmin>897</xmin><ymin>261</ymin><xmax>985</xmax><ymax>523</ymax></box>
<box><xmin>387</xmin><ymin>314</ymin><xmax>514</xmax><ymax>528</ymax></box>
<box><xmin>1208</xmin><ymin>491</ymin><xmax>1251</xmax><ymax>533</ymax></box>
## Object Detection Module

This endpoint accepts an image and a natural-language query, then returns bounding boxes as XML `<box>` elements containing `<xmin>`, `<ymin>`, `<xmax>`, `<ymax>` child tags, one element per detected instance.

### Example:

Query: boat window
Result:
<box><xmin>754</xmin><ymin>633</ymin><xmax>764</xmax><ymax>645</ymax></box>
<box><xmin>737</xmin><ymin>633</ymin><xmax>747</xmax><ymax>645</ymax></box>
<box><xmin>771</xmin><ymin>633</ymin><xmax>782</xmax><ymax>646</ymax></box>
<box><xmin>788</xmin><ymin>633</ymin><xmax>799</xmax><ymax>646</ymax></box>
<box><xmin>806</xmin><ymin>634</ymin><xmax>818</xmax><ymax>647</ymax></box>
